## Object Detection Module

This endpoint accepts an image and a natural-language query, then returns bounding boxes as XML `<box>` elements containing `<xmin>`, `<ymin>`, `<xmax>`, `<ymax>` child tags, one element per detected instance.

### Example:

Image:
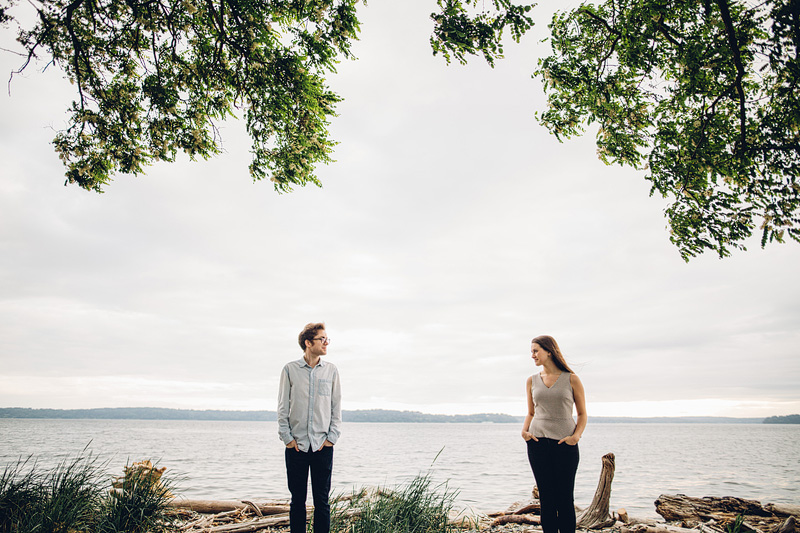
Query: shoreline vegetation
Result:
<box><xmin>2</xmin><ymin>407</ymin><xmax>798</xmax><ymax>423</ymax></box>
<box><xmin>0</xmin><ymin>455</ymin><xmax>176</xmax><ymax>533</ymax></box>
<box><xmin>3</xmin><ymin>451</ymin><xmax>798</xmax><ymax>533</ymax></box>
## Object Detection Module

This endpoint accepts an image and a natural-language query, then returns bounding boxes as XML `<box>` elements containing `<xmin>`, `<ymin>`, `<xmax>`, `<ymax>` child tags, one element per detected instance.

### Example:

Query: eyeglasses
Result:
<box><xmin>313</xmin><ymin>337</ymin><xmax>331</xmax><ymax>345</ymax></box>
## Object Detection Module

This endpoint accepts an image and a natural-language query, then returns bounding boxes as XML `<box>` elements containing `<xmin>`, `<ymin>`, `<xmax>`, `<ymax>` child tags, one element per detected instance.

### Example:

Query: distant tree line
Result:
<box><xmin>0</xmin><ymin>407</ymin><xmax>519</xmax><ymax>423</ymax></box>
<box><xmin>341</xmin><ymin>409</ymin><xmax>520</xmax><ymax>424</ymax></box>
<box><xmin>0</xmin><ymin>407</ymin><xmax>278</xmax><ymax>421</ymax></box>
<box><xmin>762</xmin><ymin>414</ymin><xmax>800</xmax><ymax>424</ymax></box>
<box><xmin>0</xmin><ymin>407</ymin><xmax>775</xmax><ymax>424</ymax></box>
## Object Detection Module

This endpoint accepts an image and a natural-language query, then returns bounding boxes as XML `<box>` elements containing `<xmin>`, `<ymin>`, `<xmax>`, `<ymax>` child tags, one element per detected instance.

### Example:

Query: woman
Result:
<box><xmin>521</xmin><ymin>335</ymin><xmax>587</xmax><ymax>533</ymax></box>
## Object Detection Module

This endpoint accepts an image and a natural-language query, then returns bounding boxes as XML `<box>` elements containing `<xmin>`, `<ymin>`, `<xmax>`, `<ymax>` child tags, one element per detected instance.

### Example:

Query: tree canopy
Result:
<box><xmin>1</xmin><ymin>0</ymin><xmax>530</xmax><ymax>194</ymax></box>
<box><xmin>531</xmin><ymin>0</ymin><xmax>800</xmax><ymax>259</ymax></box>
<box><xmin>2</xmin><ymin>0</ymin><xmax>799</xmax><ymax>259</ymax></box>
<box><xmin>3</xmin><ymin>0</ymin><xmax>366</xmax><ymax>193</ymax></box>
<box><xmin>435</xmin><ymin>0</ymin><xmax>800</xmax><ymax>259</ymax></box>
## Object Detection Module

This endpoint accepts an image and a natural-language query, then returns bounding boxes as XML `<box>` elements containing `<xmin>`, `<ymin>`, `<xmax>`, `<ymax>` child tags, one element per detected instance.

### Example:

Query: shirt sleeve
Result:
<box><xmin>326</xmin><ymin>367</ymin><xmax>342</xmax><ymax>445</ymax></box>
<box><xmin>277</xmin><ymin>365</ymin><xmax>294</xmax><ymax>445</ymax></box>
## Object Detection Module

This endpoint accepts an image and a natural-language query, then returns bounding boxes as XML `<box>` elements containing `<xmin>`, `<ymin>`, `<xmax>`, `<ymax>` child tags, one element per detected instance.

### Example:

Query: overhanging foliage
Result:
<box><xmin>533</xmin><ymin>0</ymin><xmax>800</xmax><ymax>259</ymax></box>
<box><xmin>7</xmin><ymin>0</ymin><xmax>363</xmax><ymax>192</ymax></box>
<box><xmin>3</xmin><ymin>0</ymin><xmax>799</xmax><ymax>258</ymax></box>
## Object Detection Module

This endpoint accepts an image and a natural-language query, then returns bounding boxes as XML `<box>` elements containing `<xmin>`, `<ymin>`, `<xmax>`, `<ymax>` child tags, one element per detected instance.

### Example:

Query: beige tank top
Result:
<box><xmin>528</xmin><ymin>372</ymin><xmax>577</xmax><ymax>440</ymax></box>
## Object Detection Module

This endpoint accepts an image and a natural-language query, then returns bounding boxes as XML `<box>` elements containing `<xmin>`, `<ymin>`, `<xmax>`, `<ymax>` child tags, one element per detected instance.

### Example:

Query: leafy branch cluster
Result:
<box><xmin>7</xmin><ymin>0</ymin><xmax>362</xmax><ymax>192</ymax></box>
<box><xmin>535</xmin><ymin>0</ymin><xmax>800</xmax><ymax>259</ymax></box>
<box><xmin>429</xmin><ymin>0</ymin><xmax>535</xmax><ymax>67</ymax></box>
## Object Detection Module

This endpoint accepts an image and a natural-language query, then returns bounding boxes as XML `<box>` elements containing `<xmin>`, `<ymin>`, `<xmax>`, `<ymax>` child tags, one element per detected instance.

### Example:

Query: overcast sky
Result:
<box><xmin>1</xmin><ymin>0</ymin><xmax>798</xmax><ymax>419</ymax></box>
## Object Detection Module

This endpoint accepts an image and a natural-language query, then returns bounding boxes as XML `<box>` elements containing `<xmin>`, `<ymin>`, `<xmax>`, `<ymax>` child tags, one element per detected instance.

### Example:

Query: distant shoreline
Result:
<box><xmin>1</xmin><ymin>407</ymin><xmax>792</xmax><ymax>424</ymax></box>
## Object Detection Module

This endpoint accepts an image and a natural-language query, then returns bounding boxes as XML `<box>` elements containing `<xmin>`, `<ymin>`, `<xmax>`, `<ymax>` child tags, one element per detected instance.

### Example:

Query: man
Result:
<box><xmin>277</xmin><ymin>322</ymin><xmax>342</xmax><ymax>533</ymax></box>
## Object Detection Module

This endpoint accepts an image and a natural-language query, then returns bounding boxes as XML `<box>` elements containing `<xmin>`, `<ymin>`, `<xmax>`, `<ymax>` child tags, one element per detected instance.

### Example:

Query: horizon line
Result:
<box><xmin>0</xmin><ymin>406</ymin><xmax>782</xmax><ymax>420</ymax></box>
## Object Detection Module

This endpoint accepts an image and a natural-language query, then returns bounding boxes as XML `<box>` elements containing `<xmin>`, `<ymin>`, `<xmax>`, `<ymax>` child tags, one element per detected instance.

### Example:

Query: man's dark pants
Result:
<box><xmin>285</xmin><ymin>446</ymin><xmax>334</xmax><ymax>533</ymax></box>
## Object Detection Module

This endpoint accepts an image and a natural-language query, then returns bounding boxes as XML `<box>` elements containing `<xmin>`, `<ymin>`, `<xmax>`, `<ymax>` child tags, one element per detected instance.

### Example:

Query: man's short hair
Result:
<box><xmin>298</xmin><ymin>322</ymin><xmax>326</xmax><ymax>351</ymax></box>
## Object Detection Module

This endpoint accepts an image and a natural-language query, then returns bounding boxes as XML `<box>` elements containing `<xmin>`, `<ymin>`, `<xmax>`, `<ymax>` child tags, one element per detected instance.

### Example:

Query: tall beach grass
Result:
<box><xmin>331</xmin><ymin>473</ymin><xmax>460</xmax><ymax>533</ymax></box>
<box><xmin>0</xmin><ymin>450</ymin><xmax>175</xmax><ymax>533</ymax></box>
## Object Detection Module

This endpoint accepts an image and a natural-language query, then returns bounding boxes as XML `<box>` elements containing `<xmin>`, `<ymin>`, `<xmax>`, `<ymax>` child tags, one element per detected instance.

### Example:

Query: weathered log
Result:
<box><xmin>775</xmin><ymin>517</ymin><xmax>797</xmax><ymax>533</ymax></box>
<box><xmin>576</xmin><ymin>452</ymin><xmax>616</xmax><ymax>529</ymax></box>
<box><xmin>617</xmin><ymin>508</ymin><xmax>629</xmax><ymax>524</ymax></box>
<box><xmin>205</xmin><ymin>512</ymin><xmax>300</xmax><ymax>533</ymax></box>
<box><xmin>168</xmin><ymin>499</ymin><xmax>289</xmax><ymax>515</ymax></box>
<box><xmin>626</xmin><ymin>524</ymin><xmax>700</xmax><ymax>533</ymax></box>
<box><xmin>655</xmin><ymin>495</ymin><xmax>799</xmax><ymax>532</ymax></box>
<box><xmin>514</xmin><ymin>501</ymin><xmax>542</xmax><ymax>515</ymax></box>
<box><xmin>767</xmin><ymin>506</ymin><xmax>800</xmax><ymax>519</ymax></box>
<box><xmin>697</xmin><ymin>522</ymin><xmax>726</xmax><ymax>533</ymax></box>
<box><xmin>656</xmin><ymin>495</ymin><xmax>778</xmax><ymax>522</ymax></box>
<box><xmin>169</xmin><ymin>500</ymin><xmax>242</xmax><ymax>513</ymax></box>
<box><xmin>492</xmin><ymin>514</ymin><xmax>541</xmax><ymax>527</ymax></box>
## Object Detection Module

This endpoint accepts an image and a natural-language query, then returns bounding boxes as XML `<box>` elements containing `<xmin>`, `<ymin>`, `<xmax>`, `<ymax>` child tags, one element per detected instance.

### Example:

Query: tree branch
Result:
<box><xmin>576</xmin><ymin>7</ymin><xmax>620</xmax><ymax>78</ymax></box>
<box><xmin>64</xmin><ymin>0</ymin><xmax>89</xmax><ymax>117</ymax></box>
<box><xmin>715</xmin><ymin>0</ymin><xmax>748</xmax><ymax>151</ymax></box>
<box><xmin>577</xmin><ymin>6</ymin><xmax>621</xmax><ymax>36</ymax></box>
<box><xmin>655</xmin><ymin>15</ymin><xmax>684</xmax><ymax>51</ymax></box>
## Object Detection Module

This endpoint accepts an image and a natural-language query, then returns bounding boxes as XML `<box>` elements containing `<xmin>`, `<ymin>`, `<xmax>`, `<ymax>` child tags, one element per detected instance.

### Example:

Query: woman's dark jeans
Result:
<box><xmin>285</xmin><ymin>446</ymin><xmax>334</xmax><ymax>533</ymax></box>
<box><xmin>527</xmin><ymin>437</ymin><xmax>580</xmax><ymax>533</ymax></box>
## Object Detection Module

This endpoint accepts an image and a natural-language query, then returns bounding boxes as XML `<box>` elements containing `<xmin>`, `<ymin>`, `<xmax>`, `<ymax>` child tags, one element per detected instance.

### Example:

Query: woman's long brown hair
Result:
<box><xmin>532</xmin><ymin>335</ymin><xmax>573</xmax><ymax>373</ymax></box>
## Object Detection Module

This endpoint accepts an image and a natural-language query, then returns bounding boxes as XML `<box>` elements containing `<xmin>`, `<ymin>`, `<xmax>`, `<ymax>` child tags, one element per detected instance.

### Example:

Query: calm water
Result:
<box><xmin>1</xmin><ymin>420</ymin><xmax>798</xmax><ymax>518</ymax></box>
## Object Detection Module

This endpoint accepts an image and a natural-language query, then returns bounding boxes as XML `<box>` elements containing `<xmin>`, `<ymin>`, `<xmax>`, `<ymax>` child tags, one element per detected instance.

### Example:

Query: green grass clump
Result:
<box><xmin>331</xmin><ymin>474</ymin><xmax>458</xmax><ymax>533</ymax></box>
<box><xmin>97</xmin><ymin>463</ymin><xmax>175</xmax><ymax>533</ymax></box>
<box><xmin>0</xmin><ymin>458</ymin><xmax>41</xmax><ymax>533</ymax></box>
<box><xmin>0</xmin><ymin>454</ymin><xmax>101</xmax><ymax>533</ymax></box>
<box><xmin>726</xmin><ymin>515</ymin><xmax>745</xmax><ymax>533</ymax></box>
<box><xmin>0</xmin><ymin>451</ymin><xmax>176</xmax><ymax>533</ymax></box>
<box><xmin>35</xmin><ymin>453</ymin><xmax>102</xmax><ymax>533</ymax></box>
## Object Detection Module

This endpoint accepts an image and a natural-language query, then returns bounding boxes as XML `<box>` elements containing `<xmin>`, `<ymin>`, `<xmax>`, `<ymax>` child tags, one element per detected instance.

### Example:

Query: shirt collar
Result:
<box><xmin>297</xmin><ymin>357</ymin><xmax>326</xmax><ymax>368</ymax></box>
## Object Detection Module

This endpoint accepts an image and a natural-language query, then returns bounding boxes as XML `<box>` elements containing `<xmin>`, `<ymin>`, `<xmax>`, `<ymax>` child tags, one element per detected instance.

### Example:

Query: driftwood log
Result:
<box><xmin>514</xmin><ymin>502</ymin><xmax>542</xmax><ymax>515</ymax></box>
<box><xmin>576</xmin><ymin>452</ymin><xmax>617</xmax><ymax>529</ymax></box>
<box><xmin>768</xmin><ymin>505</ymin><xmax>800</xmax><ymax>519</ymax></box>
<box><xmin>201</xmin><ymin>513</ymin><xmax>295</xmax><ymax>533</ymax></box>
<box><xmin>656</xmin><ymin>495</ymin><xmax>778</xmax><ymax>521</ymax></box>
<box><xmin>777</xmin><ymin>517</ymin><xmax>797</xmax><ymax>533</ymax></box>
<box><xmin>175</xmin><ymin>507</ymin><xmax>311</xmax><ymax>533</ymax></box>
<box><xmin>168</xmin><ymin>499</ymin><xmax>289</xmax><ymax>515</ymax></box>
<box><xmin>492</xmin><ymin>514</ymin><xmax>541</xmax><ymax>527</ymax></box>
<box><xmin>655</xmin><ymin>495</ymin><xmax>800</xmax><ymax>532</ymax></box>
<box><xmin>624</xmin><ymin>524</ymin><xmax>707</xmax><ymax>533</ymax></box>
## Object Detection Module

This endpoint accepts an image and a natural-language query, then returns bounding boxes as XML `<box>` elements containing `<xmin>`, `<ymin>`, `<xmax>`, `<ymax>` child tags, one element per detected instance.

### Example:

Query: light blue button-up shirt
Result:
<box><xmin>277</xmin><ymin>358</ymin><xmax>342</xmax><ymax>453</ymax></box>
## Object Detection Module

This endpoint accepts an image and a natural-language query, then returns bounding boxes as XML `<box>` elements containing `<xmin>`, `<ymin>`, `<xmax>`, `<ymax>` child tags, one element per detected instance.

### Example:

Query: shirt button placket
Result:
<box><xmin>308</xmin><ymin>365</ymin><xmax>315</xmax><ymax>449</ymax></box>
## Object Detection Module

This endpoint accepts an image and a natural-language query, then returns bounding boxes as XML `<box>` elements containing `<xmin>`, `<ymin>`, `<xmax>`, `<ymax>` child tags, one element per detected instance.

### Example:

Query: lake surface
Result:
<box><xmin>1</xmin><ymin>420</ymin><xmax>798</xmax><ymax>518</ymax></box>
